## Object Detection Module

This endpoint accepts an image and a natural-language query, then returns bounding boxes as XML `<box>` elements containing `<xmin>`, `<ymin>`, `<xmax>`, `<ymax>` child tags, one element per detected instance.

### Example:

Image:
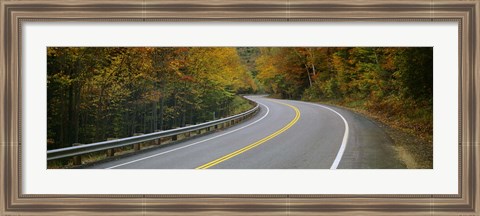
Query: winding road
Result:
<box><xmin>89</xmin><ymin>95</ymin><xmax>405</xmax><ymax>169</ymax></box>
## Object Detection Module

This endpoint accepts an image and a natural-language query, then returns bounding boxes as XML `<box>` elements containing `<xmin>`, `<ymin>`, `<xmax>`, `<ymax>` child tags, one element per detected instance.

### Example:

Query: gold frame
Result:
<box><xmin>1</xmin><ymin>0</ymin><xmax>478</xmax><ymax>215</ymax></box>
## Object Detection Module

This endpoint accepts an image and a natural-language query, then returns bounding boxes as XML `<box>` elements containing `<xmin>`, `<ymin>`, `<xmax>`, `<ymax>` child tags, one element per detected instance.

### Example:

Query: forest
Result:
<box><xmin>48</xmin><ymin>47</ymin><xmax>433</xmax><ymax>165</ymax></box>
<box><xmin>47</xmin><ymin>47</ymin><xmax>257</xmax><ymax>150</ymax></box>
<box><xmin>256</xmin><ymin>47</ymin><xmax>432</xmax><ymax>102</ymax></box>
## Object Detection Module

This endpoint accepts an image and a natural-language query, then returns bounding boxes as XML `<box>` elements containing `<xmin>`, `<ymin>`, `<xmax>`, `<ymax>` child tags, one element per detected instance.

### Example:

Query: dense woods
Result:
<box><xmin>256</xmin><ymin>47</ymin><xmax>433</xmax><ymax>166</ymax></box>
<box><xmin>256</xmin><ymin>47</ymin><xmax>432</xmax><ymax>101</ymax></box>
<box><xmin>47</xmin><ymin>47</ymin><xmax>257</xmax><ymax>150</ymax></box>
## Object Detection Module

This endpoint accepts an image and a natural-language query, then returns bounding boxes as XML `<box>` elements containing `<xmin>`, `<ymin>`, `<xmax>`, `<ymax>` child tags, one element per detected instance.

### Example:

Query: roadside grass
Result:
<box><xmin>304</xmin><ymin>97</ymin><xmax>433</xmax><ymax>169</ymax></box>
<box><xmin>231</xmin><ymin>95</ymin><xmax>255</xmax><ymax>115</ymax></box>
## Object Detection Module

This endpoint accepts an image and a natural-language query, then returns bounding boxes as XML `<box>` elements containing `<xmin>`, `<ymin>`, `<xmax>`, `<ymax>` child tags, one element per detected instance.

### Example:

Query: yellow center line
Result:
<box><xmin>196</xmin><ymin>100</ymin><xmax>301</xmax><ymax>169</ymax></box>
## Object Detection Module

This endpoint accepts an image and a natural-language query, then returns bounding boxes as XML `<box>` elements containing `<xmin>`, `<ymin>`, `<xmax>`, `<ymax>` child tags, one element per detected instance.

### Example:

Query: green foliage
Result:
<box><xmin>393</xmin><ymin>47</ymin><xmax>433</xmax><ymax>100</ymax></box>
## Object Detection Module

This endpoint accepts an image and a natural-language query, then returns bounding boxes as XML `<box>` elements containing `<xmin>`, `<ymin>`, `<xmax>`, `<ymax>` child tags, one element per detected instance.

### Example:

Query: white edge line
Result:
<box><xmin>105</xmin><ymin>101</ymin><xmax>271</xmax><ymax>169</ymax></box>
<box><xmin>294</xmin><ymin>101</ymin><xmax>349</xmax><ymax>170</ymax></box>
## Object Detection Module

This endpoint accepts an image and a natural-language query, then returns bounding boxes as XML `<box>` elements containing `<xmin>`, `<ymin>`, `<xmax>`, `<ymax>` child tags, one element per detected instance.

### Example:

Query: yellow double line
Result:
<box><xmin>196</xmin><ymin>100</ymin><xmax>301</xmax><ymax>169</ymax></box>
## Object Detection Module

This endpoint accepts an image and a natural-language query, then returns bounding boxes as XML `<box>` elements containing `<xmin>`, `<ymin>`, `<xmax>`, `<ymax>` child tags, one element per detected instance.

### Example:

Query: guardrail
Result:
<box><xmin>47</xmin><ymin>98</ymin><xmax>260</xmax><ymax>166</ymax></box>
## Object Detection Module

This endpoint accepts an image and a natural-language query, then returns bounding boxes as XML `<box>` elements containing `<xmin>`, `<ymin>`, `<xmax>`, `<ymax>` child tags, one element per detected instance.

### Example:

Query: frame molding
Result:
<box><xmin>1</xmin><ymin>0</ymin><xmax>478</xmax><ymax>215</ymax></box>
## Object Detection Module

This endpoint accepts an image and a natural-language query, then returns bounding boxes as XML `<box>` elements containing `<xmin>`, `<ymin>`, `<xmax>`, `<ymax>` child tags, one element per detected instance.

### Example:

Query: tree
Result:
<box><xmin>47</xmin><ymin>47</ymin><xmax>257</xmax><ymax>149</ymax></box>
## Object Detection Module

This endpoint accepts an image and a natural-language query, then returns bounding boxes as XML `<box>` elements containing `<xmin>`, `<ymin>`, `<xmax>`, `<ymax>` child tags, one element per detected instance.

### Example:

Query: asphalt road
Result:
<box><xmin>89</xmin><ymin>95</ymin><xmax>405</xmax><ymax>169</ymax></box>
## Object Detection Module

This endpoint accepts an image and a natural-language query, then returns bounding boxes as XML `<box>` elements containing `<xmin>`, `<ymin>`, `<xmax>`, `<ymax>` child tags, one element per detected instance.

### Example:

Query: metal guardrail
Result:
<box><xmin>47</xmin><ymin>98</ymin><xmax>260</xmax><ymax>165</ymax></box>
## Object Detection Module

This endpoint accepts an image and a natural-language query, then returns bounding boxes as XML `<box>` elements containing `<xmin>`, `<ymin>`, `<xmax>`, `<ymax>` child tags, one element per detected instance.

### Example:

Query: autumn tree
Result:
<box><xmin>47</xmin><ymin>47</ymin><xmax>257</xmax><ymax>149</ymax></box>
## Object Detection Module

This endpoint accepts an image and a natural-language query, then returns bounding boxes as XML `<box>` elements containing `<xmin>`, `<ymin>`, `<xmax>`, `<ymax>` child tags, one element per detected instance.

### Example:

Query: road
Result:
<box><xmin>89</xmin><ymin>95</ymin><xmax>405</xmax><ymax>169</ymax></box>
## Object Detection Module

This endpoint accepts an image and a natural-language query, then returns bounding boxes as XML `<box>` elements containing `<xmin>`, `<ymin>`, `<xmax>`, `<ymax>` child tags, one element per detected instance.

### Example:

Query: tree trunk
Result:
<box><xmin>304</xmin><ymin>63</ymin><xmax>313</xmax><ymax>88</ymax></box>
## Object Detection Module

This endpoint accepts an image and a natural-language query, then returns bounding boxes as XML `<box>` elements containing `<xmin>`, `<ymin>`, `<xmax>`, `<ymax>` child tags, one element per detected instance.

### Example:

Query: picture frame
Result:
<box><xmin>1</xmin><ymin>0</ymin><xmax>478</xmax><ymax>215</ymax></box>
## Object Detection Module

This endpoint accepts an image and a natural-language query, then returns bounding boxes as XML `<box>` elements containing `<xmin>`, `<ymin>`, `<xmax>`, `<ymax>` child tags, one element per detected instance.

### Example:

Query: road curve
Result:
<box><xmin>88</xmin><ymin>96</ymin><xmax>405</xmax><ymax>169</ymax></box>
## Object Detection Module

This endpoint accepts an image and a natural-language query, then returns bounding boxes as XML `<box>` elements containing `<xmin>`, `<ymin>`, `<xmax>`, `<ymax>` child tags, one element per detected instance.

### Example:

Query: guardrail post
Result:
<box><xmin>154</xmin><ymin>130</ymin><xmax>162</xmax><ymax>145</ymax></box>
<box><xmin>106</xmin><ymin>138</ymin><xmax>117</xmax><ymax>157</ymax></box>
<box><xmin>184</xmin><ymin>126</ymin><xmax>191</xmax><ymax>138</ymax></box>
<box><xmin>172</xmin><ymin>135</ymin><xmax>178</xmax><ymax>141</ymax></box>
<box><xmin>133</xmin><ymin>133</ymin><xmax>143</xmax><ymax>151</ymax></box>
<box><xmin>72</xmin><ymin>143</ymin><xmax>82</xmax><ymax>165</ymax></box>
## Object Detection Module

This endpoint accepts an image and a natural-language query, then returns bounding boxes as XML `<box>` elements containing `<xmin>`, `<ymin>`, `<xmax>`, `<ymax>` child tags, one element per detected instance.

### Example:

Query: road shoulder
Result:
<box><xmin>306</xmin><ymin>100</ymin><xmax>432</xmax><ymax>169</ymax></box>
